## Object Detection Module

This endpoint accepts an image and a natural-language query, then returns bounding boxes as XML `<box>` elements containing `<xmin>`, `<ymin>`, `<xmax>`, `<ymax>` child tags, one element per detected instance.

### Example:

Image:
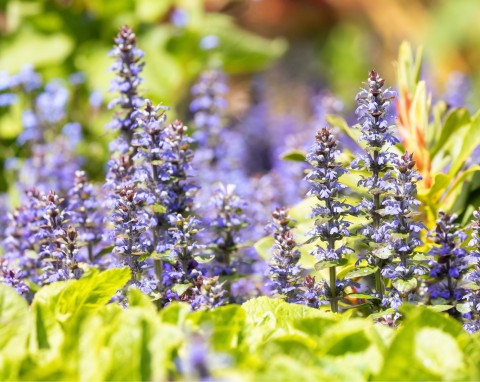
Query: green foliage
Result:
<box><xmin>0</xmin><ymin>0</ymin><xmax>287</xmax><ymax>187</ymax></box>
<box><xmin>1</xmin><ymin>274</ymin><xmax>480</xmax><ymax>381</ymax></box>
<box><xmin>378</xmin><ymin>306</ymin><xmax>474</xmax><ymax>381</ymax></box>
<box><xmin>1</xmin><ymin>0</ymin><xmax>286</xmax><ymax>100</ymax></box>
<box><xmin>396</xmin><ymin>42</ymin><xmax>480</xmax><ymax>225</ymax></box>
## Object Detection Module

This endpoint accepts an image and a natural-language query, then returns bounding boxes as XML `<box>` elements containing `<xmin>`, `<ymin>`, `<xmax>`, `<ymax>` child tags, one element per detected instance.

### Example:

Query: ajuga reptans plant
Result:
<box><xmin>306</xmin><ymin>127</ymin><xmax>352</xmax><ymax>312</ymax></box>
<box><xmin>428</xmin><ymin>212</ymin><xmax>469</xmax><ymax>314</ymax></box>
<box><xmin>267</xmin><ymin>207</ymin><xmax>302</xmax><ymax>302</ymax></box>
<box><xmin>464</xmin><ymin>208</ymin><xmax>480</xmax><ymax>333</ymax></box>
<box><xmin>3</xmin><ymin>25</ymin><xmax>480</xmax><ymax>335</ymax></box>
<box><xmin>351</xmin><ymin>70</ymin><xmax>398</xmax><ymax>301</ymax></box>
<box><xmin>383</xmin><ymin>152</ymin><xmax>427</xmax><ymax>309</ymax></box>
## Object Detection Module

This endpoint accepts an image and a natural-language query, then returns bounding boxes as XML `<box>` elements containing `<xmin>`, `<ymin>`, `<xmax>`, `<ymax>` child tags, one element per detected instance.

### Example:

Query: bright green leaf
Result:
<box><xmin>344</xmin><ymin>266</ymin><xmax>378</xmax><ymax>279</ymax></box>
<box><xmin>314</xmin><ymin>258</ymin><xmax>348</xmax><ymax>271</ymax></box>
<box><xmin>254</xmin><ymin>236</ymin><xmax>274</xmax><ymax>261</ymax></box>
<box><xmin>281</xmin><ymin>150</ymin><xmax>306</xmax><ymax>162</ymax></box>
<box><xmin>392</xmin><ymin>278</ymin><xmax>418</xmax><ymax>294</ymax></box>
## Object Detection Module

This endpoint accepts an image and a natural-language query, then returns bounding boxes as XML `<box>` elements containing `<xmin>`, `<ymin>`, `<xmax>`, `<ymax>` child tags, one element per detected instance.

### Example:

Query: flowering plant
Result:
<box><xmin>1</xmin><ymin>23</ymin><xmax>480</xmax><ymax>381</ymax></box>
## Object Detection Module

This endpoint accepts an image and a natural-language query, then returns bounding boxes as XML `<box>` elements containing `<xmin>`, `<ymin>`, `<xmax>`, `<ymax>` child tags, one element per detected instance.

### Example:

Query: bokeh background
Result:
<box><xmin>1</xmin><ymin>0</ymin><xmax>480</xmax><ymax>193</ymax></box>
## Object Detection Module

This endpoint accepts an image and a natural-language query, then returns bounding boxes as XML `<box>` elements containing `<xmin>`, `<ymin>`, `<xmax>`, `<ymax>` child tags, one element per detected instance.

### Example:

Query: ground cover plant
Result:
<box><xmin>1</xmin><ymin>11</ymin><xmax>480</xmax><ymax>381</ymax></box>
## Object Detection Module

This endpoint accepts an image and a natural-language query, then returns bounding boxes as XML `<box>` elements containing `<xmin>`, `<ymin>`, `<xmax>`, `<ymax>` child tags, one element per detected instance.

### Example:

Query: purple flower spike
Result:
<box><xmin>207</xmin><ymin>184</ymin><xmax>249</xmax><ymax>275</ymax></box>
<box><xmin>463</xmin><ymin>209</ymin><xmax>480</xmax><ymax>332</ymax></box>
<box><xmin>107</xmin><ymin>25</ymin><xmax>145</xmax><ymax>149</ymax></box>
<box><xmin>266</xmin><ymin>207</ymin><xmax>302</xmax><ymax>302</ymax></box>
<box><xmin>351</xmin><ymin>70</ymin><xmax>398</xmax><ymax>300</ymax></box>
<box><xmin>306</xmin><ymin>127</ymin><xmax>352</xmax><ymax>312</ymax></box>
<box><xmin>381</xmin><ymin>152</ymin><xmax>427</xmax><ymax>309</ymax></box>
<box><xmin>190</xmin><ymin>69</ymin><xmax>228</xmax><ymax>147</ymax></box>
<box><xmin>427</xmin><ymin>212</ymin><xmax>469</xmax><ymax>310</ymax></box>
<box><xmin>68</xmin><ymin>170</ymin><xmax>106</xmax><ymax>263</ymax></box>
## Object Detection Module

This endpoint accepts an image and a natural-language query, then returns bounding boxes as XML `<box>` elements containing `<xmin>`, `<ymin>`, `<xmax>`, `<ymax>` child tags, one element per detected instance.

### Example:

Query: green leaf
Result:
<box><xmin>0</xmin><ymin>30</ymin><xmax>73</xmax><ymax>71</ymax></box>
<box><xmin>344</xmin><ymin>266</ymin><xmax>378</xmax><ymax>279</ymax></box>
<box><xmin>314</xmin><ymin>258</ymin><xmax>348</xmax><ymax>271</ymax></box>
<box><xmin>288</xmin><ymin>196</ymin><xmax>316</xmax><ymax>223</ymax></box>
<box><xmin>242</xmin><ymin>297</ymin><xmax>326</xmax><ymax>331</ymax></box>
<box><xmin>137</xmin><ymin>253</ymin><xmax>151</xmax><ymax>262</ymax></box>
<box><xmin>372</xmin><ymin>246</ymin><xmax>393</xmax><ymax>260</ymax></box>
<box><xmin>281</xmin><ymin>150</ymin><xmax>306</xmax><ymax>162</ymax></box>
<box><xmin>431</xmin><ymin>107</ymin><xmax>470</xmax><ymax>157</ymax></box>
<box><xmin>28</xmin><ymin>267</ymin><xmax>131</xmax><ymax>355</ymax></box>
<box><xmin>379</xmin><ymin>327</ymin><xmax>465</xmax><ymax>381</ymax></box>
<box><xmin>463</xmin><ymin>282</ymin><xmax>480</xmax><ymax>291</ymax></box>
<box><xmin>94</xmin><ymin>245</ymin><xmax>114</xmax><ymax>258</ymax></box>
<box><xmin>56</xmin><ymin>267</ymin><xmax>131</xmax><ymax>318</ymax></box>
<box><xmin>378</xmin><ymin>306</ymin><xmax>468</xmax><ymax>381</ymax></box>
<box><xmin>397</xmin><ymin>41</ymin><xmax>423</xmax><ymax>95</ymax></box>
<box><xmin>427</xmin><ymin>304</ymin><xmax>454</xmax><ymax>312</ymax></box>
<box><xmin>194</xmin><ymin>254</ymin><xmax>216</xmax><ymax>264</ymax></box>
<box><xmin>151</xmin><ymin>250</ymin><xmax>174</xmax><ymax>263</ymax></box>
<box><xmin>294</xmin><ymin>316</ymin><xmax>341</xmax><ymax>337</ymax></box>
<box><xmin>449</xmin><ymin>111</ymin><xmax>480</xmax><ymax>176</ymax></box>
<box><xmin>259</xmin><ymin>355</ymin><xmax>327</xmax><ymax>381</ymax></box>
<box><xmin>423</xmin><ymin>172</ymin><xmax>449</xmax><ymax>200</ymax></box>
<box><xmin>151</xmin><ymin>203</ymin><xmax>167</xmax><ymax>214</ymax></box>
<box><xmin>0</xmin><ymin>285</ymin><xmax>29</xmax><ymax>380</ymax></box>
<box><xmin>254</xmin><ymin>236</ymin><xmax>275</xmax><ymax>261</ymax></box>
<box><xmin>368</xmin><ymin>308</ymin><xmax>396</xmax><ymax>320</ymax></box>
<box><xmin>412</xmin><ymin>252</ymin><xmax>431</xmax><ymax>261</ymax></box>
<box><xmin>326</xmin><ymin>114</ymin><xmax>361</xmax><ymax>143</ymax></box>
<box><xmin>191</xmin><ymin>305</ymin><xmax>246</xmax><ymax>352</ymax></box>
<box><xmin>455</xmin><ymin>303</ymin><xmax>471</xmax><ymax>314</ymax></box>
<box><xmin>345</xmin><ymin>293</ymin><xmax>380</xmax><ymax>301</ymax></box>
<box><xmin>159</xmin><ymin>302</ymin><xmax>191</xmax><ymax>325</ymax></box>
<box><xmin>202</xmin><ymin>14</ymin><xmax>287</xmax><ymax>73</ymax></box>
<box><xmin>128</xmin><ymin>289</ymin><xmax>157</xmax><ymax>312</ymax></box>
<box><xmin>135</xmin><ymin>0</ymin><xmax>172</xmax><ymax>22</ymax></box>
<box><xmin>392</xmin><ymin>278</ymin><xmax>418</xmax><ymax>294</ymax></box>
<box><xmin>171</xmin><ymin>283</ymin><xmax>191</xmax><ymax>297</ymax></box>
<box><xmin>0</xmin><ymin>286</ymin><xmax>29</xmax><ymax>336</ymax></box>
<box><xmin>444</xmin><ymin>165</ymin><xmax>480</xmax><ymax>206</ymax></box>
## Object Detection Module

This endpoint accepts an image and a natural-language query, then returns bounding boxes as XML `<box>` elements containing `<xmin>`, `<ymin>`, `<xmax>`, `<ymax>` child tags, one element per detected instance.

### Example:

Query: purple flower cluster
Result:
<box><xmin>381</xmin><ymin>152</ymin><xmax>427</xmax><ymax>308</ymax></box>
<box><xmin>428</xmin><ymin>212</ymin><xmax>469</xmax><ymax>305</ymax></box>
<box><xmin>191</xmin><ymin>275</ymin><xmax>228</xmax><ymax>310</ymax></box>
<box><xmin>68</xmin><ymin>171</ymin><xmax>106</xmax><ymax>262</ymax></box>
<box><xmin>0</xmin><ymin>65</ymin><xmax>41</xmax><ymax>107</ymax></box>
<box><xmin>0</xmin><ymin>259</ymin><xmax>29</xmax><ymax>297</ymax></box>
<box><xmin>266</xmin><ymin>207</ymin><xmax>302</xmax><ymax>302</ymax></box>
<box><xmin>206</xmin><ymin>184</ymin><xmax>249</xmax><ymax>276</ymax></box>
<box><xmin>306</xmin><ymin>127</ymin><xmax>352</xmax><ymax>312</ymax></box>
<box><xmin>190</xmin><ymin>69</ymin><xmax>228</xmax><ymax>148</ymax></box>
<box><xmin>297</xmin><ymin>275</ymin><xmax>325</xmax><ymax>309</ymax></box>
<box><xmin>4</xmin><ymin>24</ymin><xmax>480</xmax><ymax>333</ymax></box>
<box><xmin>463</xmin><ymin>209</ymin><xmax>480</xmax><ymax>333</ymax></box>
<box><xmin>110</xmin><ymin>185</ymin><xmax>151</xmax><ymax>280</ymax></box>
<box><xmin>107</xmin><ymin>25</ymin><xmax>145</xmax><ymax>151</ymax></box>
<box><xmin>17</xmin><ymin>137</ymin><xmax>81</xmax><ymax>196</ymax></box>
<box><xmin>351</xmin><ymin>70</ymin><xmax>398</xmax><ymax>298</ymax></box>
<box><xmin>2</xmin><ymin>189</ymin><xmax>84</xmax><ymax>295</ymax></box>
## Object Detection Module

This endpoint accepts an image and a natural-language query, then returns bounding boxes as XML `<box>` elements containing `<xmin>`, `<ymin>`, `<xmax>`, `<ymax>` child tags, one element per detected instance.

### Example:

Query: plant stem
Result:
<box><xmin>375</xmin><ymin>269</ymin><xmax>383</xmax><ymax>300</ymax></box>
<box><xmin>152</xmin><ymin>229</ymin><xmax>163</xmax><ymax>292</ymax></box>
<box><xmin>87</xmin><ymin>241</ymin><xmax>94</xmax><ymax>263</ymax></box>
<box><xmin>330</xmin><ymin>266</ymin><xmax>338</xmax><ymax>313</ymax></box>
<box><xmin>373</xmin><ymin>150</ymin><xmax>385</xmax><ymax>300</ymax></box>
